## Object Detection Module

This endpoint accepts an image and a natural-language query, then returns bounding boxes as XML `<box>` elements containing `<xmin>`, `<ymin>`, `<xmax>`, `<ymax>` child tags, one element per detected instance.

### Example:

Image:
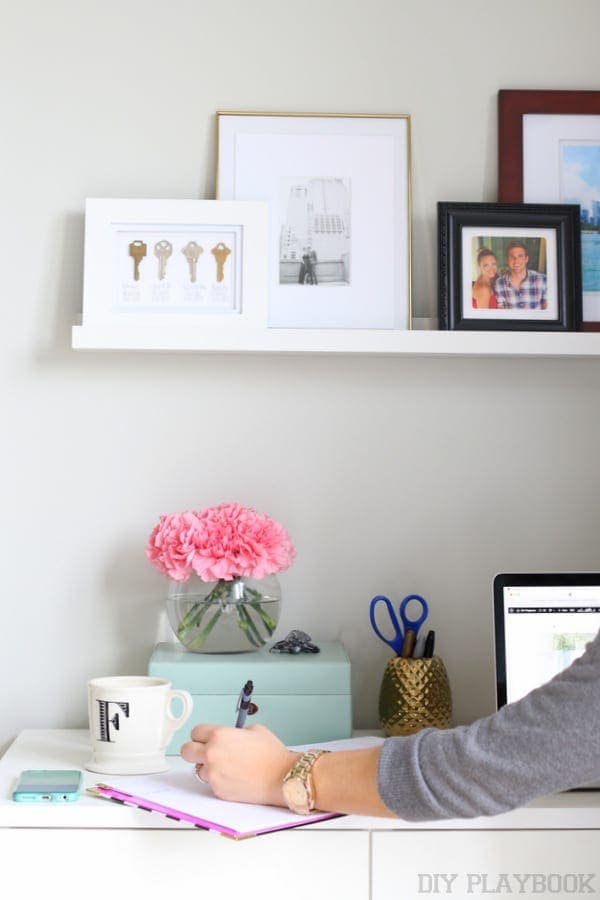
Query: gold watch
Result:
<box><xmin>282</xmin><ymin>749</ymin><xmax>330</xmax><ymax>815</ymax></box>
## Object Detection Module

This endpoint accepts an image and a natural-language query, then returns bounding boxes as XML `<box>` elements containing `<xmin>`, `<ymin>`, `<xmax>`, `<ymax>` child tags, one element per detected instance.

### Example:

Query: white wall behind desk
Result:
<box><xmin>2</xmin><ymin>0</ymin><xmax>600</xmax><ymax>752</ymax></box>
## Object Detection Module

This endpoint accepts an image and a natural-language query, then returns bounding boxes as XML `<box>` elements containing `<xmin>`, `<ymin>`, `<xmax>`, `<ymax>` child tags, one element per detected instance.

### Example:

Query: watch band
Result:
<box><xmin>282</xmin><ymin>749</ymin><xmax>330</xmax><ymax>815</ymax></box>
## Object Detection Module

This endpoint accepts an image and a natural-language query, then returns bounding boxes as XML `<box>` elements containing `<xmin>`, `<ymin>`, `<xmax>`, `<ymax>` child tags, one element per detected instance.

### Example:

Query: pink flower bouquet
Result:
<box><xmin>146</xmin><ymin>503</ymin><xmax>295</xmax><ymax>651</ymax></box>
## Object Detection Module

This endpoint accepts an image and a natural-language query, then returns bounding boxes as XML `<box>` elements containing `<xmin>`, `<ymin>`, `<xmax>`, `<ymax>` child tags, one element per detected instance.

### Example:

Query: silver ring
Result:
<box><xmin>194</xmin><ymin>763</ymin><xmax>208</xmax><ymax>784</ymax></box>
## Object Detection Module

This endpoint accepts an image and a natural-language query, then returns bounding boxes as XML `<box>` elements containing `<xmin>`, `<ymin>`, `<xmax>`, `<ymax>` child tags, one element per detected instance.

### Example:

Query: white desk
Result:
<box><xmin>2</xmin><ymin>730</ymin><xmax>600</xmax><ymax>900</ymax></box>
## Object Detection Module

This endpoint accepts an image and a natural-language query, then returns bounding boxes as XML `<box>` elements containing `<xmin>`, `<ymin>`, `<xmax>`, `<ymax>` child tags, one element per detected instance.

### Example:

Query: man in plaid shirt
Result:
<box><xmin>494</xmin><ymin>241</ymin><xmax>547</xmax><ymax>310</ymax></box>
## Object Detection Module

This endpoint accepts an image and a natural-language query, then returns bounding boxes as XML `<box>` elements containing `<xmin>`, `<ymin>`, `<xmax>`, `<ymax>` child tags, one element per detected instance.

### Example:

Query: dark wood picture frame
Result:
<box><xmin>498</xmin><ymin>89</ymin><xmax>600</xmax><ymax>331</ymax></box>
<box><xmin>498</xmin><ymin>89</ymin><xmax>600</xmax><ymax>203</ymax></box>
<box><xmin>438</xmin><ymin>202</ymin><xmax>581</xmax><ymax>331</ymax></box>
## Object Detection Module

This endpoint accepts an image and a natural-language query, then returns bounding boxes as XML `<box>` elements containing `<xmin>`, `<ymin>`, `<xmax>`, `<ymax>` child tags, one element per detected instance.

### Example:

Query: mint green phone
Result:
<box><xmin>12</xmin><ymin>769</ymin><xmax>82</xmax><ymax>802</ymax></box>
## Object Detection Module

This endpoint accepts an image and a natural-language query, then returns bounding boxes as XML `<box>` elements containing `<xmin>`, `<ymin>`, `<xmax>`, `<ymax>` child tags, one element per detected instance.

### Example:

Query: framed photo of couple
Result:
<box><xmin>438</xmin><ymin>202</ymin><xmax>581</xmax><ymax>331</ymax></box>
<box><xmin>498</xmin><ymin>89</ymin><xmax>600</xmax><ymax>330</ymax></box>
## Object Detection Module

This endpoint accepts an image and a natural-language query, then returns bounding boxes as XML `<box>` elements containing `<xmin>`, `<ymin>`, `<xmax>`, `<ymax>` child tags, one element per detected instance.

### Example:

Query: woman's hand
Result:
<box><xmin>181</xmin><ymin>723</ymin><xmax>301</xmax><ymax>807</ymax></box>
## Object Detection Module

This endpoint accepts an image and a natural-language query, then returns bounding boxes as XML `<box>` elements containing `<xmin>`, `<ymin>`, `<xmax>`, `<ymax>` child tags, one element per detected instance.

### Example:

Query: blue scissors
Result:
<box><xmin>369</xmin><ymin>593</ymin><xmax>429</xmax><ymax>656</ymax></box>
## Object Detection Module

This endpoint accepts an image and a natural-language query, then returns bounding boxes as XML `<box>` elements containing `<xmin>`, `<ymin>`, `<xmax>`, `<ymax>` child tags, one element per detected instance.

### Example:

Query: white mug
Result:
<box><xmin>86</xmin><ymin>676</ymin><xmax>193</xmax><ymax>775</ymax></box>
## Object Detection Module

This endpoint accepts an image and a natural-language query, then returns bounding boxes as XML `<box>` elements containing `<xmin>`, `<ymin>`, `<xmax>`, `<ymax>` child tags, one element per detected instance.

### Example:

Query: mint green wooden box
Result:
<box><xmin>148</xmin><ymin>640</ymin><xmax>352</xmax><ymax>754</ymax></box>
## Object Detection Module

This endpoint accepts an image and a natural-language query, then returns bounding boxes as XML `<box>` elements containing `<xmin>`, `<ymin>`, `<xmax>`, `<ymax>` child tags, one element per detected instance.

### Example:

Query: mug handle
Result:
<box><xmin>165</xmin><ymin>689</ymin><xmax>194</xmax><ymax>739</ymax></box>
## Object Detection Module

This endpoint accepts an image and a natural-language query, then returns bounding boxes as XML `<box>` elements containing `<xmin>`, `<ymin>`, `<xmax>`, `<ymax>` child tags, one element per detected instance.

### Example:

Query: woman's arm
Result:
<box><xmin>181</xmin><ymin>630</ymin><xmax>600</xmax><ymax>821</ymax></box>
<box><xmin>378</xmin><ymin>629</ymin><xmax>600</xmax><ymax>820</ymax></box>
<box><xmin>180</xmin><ymin>722</ymin><xmax>394</xmax><ymax>816</ymax></box>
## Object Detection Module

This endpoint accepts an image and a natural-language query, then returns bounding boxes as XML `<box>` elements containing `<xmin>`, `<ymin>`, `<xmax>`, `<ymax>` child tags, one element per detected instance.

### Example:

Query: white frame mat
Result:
<box><xmin>217</xmin><ymin>112</ymin><xmax>411</xmax><ymax>332</ymax></box>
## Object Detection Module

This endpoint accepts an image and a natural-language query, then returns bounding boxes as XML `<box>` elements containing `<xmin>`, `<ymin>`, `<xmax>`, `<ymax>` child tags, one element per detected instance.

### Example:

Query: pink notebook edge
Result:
<box><xmin>88</xmin><ymin>783</ymin><xmax>341</xmax><ymax>839</ymax></box>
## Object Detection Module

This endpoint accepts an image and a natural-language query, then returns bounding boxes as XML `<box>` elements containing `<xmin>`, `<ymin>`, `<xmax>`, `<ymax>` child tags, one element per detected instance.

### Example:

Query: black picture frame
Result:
<box><xmin>438</xmin><ymin>202</ymin><xmax>581</xmax><ymax>331</ymax></box>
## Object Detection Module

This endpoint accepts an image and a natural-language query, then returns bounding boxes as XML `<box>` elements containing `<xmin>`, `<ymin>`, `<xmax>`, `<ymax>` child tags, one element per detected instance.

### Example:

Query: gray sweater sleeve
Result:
<box><xmin>377</xmin><ymin>629</ymin><xmax>600</xmax><ymax>821</ymax></box>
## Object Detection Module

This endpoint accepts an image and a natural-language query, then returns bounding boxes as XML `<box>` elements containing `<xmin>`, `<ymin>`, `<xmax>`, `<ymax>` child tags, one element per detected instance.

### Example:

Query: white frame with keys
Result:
<box><xmin>74</xmin><ymin>198</ymin><xmax>268</xmax><ymax>351</ymax></box>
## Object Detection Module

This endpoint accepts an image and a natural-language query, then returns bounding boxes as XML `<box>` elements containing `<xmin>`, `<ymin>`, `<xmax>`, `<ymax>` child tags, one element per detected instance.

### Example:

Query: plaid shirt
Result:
<box><xmin>493</xmin><ymin>269</ymin><xmax>547</xmax><ymax>309</ymax></box>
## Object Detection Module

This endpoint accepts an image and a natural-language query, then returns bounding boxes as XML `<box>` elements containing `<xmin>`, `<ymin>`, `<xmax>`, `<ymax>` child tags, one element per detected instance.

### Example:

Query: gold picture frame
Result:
<box><xmin>216</xmin><ymin>111</ymin><xmax>412</xmax><ymax>333</ymax></box>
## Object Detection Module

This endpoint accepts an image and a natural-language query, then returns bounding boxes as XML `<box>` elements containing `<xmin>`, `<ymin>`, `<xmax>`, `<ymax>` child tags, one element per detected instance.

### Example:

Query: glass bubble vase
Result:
<box><xmin>166</xmin><ymin>574</ymin><xmax>281</xmax><ymax>653</ymax></box>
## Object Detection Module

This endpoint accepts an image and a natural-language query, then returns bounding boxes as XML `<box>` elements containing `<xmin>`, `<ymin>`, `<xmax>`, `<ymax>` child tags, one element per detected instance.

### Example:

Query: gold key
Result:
<box><xmin>182</xmin><ymin>241</ymin><xmax>203</xmax><ymax>283</ymax></box>
<box><xmin>129</xmin><ymin>240</ymin><xmax>147</xmax><ymax>281</ymax></box>
<box><xmin>154</xmin><ymin>240</ymin><xmax>173</xmax><ymax>280</ymax></box>
<box><xmin>211</xmin><ymin>242</ymin><xmax>231</xmax><ymax>283</ymax></box>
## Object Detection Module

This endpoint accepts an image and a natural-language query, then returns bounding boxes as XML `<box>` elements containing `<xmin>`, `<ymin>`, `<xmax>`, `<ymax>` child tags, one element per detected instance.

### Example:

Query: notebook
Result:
<box><xmin>493</xmin><ymin>572</ymin><xmax>600</xmax><ymax>790</ymax></box>
<box><xmin>88</xmin><ymin>734</ymin><xmax>384</xmax><ymax>839</ymax></box>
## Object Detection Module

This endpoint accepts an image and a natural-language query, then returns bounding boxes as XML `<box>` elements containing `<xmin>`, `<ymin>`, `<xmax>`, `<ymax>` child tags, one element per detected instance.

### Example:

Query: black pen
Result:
<box><xmin>235</xmin><ymin>680</ymin><xmax>254</xmax><ymax>728</ymax></box>
<box><xmin>423</xmin><ymin>630</ymin><xmax>435</xmax><ymax>658</ymax></box>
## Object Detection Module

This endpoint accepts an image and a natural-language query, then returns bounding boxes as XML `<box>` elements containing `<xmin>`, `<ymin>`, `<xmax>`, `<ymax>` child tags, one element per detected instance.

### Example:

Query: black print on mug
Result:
<box><xmin>97</xmin><ymin>700</ymin><xmax>130</xmax><ymax>742</ymax></box>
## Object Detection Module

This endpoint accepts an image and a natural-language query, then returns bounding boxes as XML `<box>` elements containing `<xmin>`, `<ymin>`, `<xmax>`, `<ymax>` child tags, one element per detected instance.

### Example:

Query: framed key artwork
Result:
<box><xmin>73</xmin><ymin>199</ymin><xmax>268</xmax><ymax>350</ymax></box>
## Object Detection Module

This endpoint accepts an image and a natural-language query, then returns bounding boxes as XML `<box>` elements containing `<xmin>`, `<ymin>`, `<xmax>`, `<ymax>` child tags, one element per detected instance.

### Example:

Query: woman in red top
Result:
<box><xmin>472</xmin><ymin>247</ymin><xmax>498</xmax><ymax>309</ymax></box>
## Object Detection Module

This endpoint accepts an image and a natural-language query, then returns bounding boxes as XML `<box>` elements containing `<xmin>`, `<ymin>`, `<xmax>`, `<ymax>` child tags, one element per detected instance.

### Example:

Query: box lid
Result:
<box><xmin>149</xmin><ymin>641</ymin><xmax>350</xmax><ymax>695</ymax></box>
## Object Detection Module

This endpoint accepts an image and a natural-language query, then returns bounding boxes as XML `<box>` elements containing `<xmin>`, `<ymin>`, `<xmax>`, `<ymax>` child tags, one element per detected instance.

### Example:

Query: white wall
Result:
<box><xmin>2</xmin><ymin>0</ymin><xmax>600</xmax><ymax>752</ymax></box>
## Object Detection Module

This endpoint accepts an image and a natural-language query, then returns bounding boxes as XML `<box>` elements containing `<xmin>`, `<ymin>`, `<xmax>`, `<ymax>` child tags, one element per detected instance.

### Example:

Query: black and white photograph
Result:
<box><xmin>278</xmin><ymin>177</ymin><xmax>351</xmax><ymax>287</ymax></box>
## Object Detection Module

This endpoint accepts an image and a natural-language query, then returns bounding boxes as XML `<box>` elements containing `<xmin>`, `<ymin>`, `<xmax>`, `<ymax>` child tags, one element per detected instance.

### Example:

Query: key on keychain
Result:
<box><xmin>154</xmin><ymin>240</ymin><xmax>173</xmax><ymax>280</ymax></box>
<box><xmin>128</xmin><ymin>240</ymin><xmax>147</xmax><ymax>281</ymax></box>
<box><xmin>182</xmin><ymin>241</ymin><xmax>203</xmax><ymax>283</ymax></box>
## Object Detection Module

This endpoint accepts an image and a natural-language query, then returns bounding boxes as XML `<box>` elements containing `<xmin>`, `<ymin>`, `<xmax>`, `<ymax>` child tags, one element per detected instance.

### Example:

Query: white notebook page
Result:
<box><xmin>98</xmin><ymin>735</ymin><xmax>384</xmax><ymax>836</ymax></box>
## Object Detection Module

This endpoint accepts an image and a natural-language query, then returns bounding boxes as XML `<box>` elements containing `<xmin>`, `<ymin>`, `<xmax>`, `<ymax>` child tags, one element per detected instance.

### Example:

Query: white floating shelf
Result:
<box><xmin>72</xmin><ymin>324</ymin><xmax>600</xmax><ymax>357</ymax></box>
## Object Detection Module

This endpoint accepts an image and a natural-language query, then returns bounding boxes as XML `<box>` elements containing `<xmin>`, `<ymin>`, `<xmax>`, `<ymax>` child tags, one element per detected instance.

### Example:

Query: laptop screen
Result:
<box><xmin>494</xmin><ymin>574</ymin><xmax>600</xmax><ymax>708</ymax></box>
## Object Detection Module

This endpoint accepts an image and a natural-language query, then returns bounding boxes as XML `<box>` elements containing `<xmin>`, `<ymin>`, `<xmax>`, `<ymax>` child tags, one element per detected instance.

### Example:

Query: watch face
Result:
<box><xmin>283</xmin><ymin>776</ymin><xmax>310</xmax><ymax>815</ymax></box>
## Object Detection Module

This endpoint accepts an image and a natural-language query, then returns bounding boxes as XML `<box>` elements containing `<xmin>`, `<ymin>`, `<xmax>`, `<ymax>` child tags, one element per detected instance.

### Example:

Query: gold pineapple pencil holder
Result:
<box><xmin>378</xmin><ymin>655</ymin><xmax>452</xmax><ymax>736</ymax></box>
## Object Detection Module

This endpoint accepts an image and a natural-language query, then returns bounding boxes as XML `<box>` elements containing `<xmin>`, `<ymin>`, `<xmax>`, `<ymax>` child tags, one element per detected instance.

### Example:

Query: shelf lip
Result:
<box><xmin>72</xmin><ymin>325</ymin><xmax>600</xmax><ymax>357</ymax></box>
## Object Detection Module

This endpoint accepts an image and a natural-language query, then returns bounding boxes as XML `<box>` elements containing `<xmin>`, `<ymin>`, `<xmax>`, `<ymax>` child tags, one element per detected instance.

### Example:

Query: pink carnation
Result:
<box><xmin>146</xmin><ymin>511</ymin><xmax>204</xmax><ymax>582</ymax></box>
<box><xmin>146</xmin><ymin>503</ymin><xmax>295</xmax><ymax>583</ymax></box>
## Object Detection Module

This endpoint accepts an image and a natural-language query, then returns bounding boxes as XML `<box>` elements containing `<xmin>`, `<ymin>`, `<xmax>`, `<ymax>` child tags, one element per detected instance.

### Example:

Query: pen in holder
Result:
<box><xmin>378</xmin><ymin>655</ymin><xmax>452</xmax><ymax>736</ymax></box>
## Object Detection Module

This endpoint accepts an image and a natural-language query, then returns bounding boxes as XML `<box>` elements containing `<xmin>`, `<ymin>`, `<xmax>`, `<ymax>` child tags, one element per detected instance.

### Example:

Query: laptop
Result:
<box><xmin>494</xmin><ymin>573</ymin><xmax>600</xmax><ymax>790</ymax></box>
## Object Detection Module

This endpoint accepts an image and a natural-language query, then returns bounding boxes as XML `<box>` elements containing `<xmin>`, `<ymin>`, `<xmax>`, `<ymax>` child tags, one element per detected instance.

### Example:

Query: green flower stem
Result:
<box><xmin>185</xmin><ymin>607</ymin><xmax>224</xmax><ymax>651</ymax></box>
<box><xmin>175</xmin><ymin>580</ymin><xmax>228</xmax><ymax>639</ymax></box>
<box><xmin>177</xmin><ymin>590</ymin><xmax>215</xmax><ymax>632</ymax></box>
<box><xmin>176</xmin><ymin>596</ymin><xmax>213</xmax><ymax>642</ymax></box>
<box><xmin>173</xmin><ymin>578</ymin><xmax>278</xmax><ymax>650</ymax></box>
<box><xmin>248</xmin><ymin>599</ymin><xmax>277</xmax><ymax>636</ymax></box>
<box><xmin>236</xmin><ymin>604</ymin><xmax>263</xmax><ymax>647</ymax></box>
<box><xmin>177</xmin><ymin>602</ymin><xmax>203</xmax><ymax>635</ymax></box>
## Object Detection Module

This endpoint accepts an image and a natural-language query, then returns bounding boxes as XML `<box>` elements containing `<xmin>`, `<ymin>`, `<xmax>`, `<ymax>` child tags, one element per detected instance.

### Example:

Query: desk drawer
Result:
<box><xmin>372</xmin><ymin>830</ymin><xmax>600</xmax><ymax>900</ymax></box>
<box><xmin>3</xmin><ymin>829</ymin><xmax>369</xmax><ymax>900</ymax></box>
